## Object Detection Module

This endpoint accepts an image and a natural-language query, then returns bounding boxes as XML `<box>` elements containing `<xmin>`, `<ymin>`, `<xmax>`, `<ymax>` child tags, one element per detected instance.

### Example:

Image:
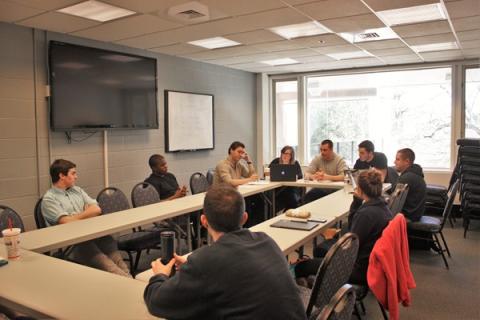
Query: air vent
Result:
<box><xmin>357</xmin><ymin>32</ymin><xmax>380</xmax><ymax>40</ymax></box>
<box><xmin>168</xmin><ymin>1</ymin><xmax>210</xmax><ymax>22</ymax></box>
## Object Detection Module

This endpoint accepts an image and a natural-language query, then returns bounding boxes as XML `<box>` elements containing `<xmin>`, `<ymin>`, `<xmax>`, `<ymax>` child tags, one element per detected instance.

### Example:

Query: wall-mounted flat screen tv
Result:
<box><xmin>48</xmin><ymin>41</ymin><xmax>158</xmax><ymax>131</ymax></box>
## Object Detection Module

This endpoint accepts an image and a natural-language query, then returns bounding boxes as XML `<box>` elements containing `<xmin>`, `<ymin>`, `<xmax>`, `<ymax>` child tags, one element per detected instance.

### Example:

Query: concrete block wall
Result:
<box><xmin>0</xmin><ymin>22</ymin><xmax>257</xmax><ymax>230</ymax></box>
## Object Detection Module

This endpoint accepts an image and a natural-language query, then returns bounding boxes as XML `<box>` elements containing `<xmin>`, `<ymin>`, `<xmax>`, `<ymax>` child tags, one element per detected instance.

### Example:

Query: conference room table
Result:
<box><xmin>1</xmin><ymin>180</ymin><xmax>372</xmax><ymax>319</ymax></box>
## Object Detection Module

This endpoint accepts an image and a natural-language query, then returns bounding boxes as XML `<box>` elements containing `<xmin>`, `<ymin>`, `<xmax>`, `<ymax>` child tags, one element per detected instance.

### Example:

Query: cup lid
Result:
<box><xmin>2</xmin><ymin>228</ymin><xmax>21</xmax><ymax>236</ymax></box>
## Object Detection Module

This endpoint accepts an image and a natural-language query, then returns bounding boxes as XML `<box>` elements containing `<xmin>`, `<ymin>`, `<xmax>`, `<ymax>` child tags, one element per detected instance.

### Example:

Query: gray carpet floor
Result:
<box><xmin>134</xmin><ymin>219</ymin><xmax>480</xmax><ymax>320</ymax></box>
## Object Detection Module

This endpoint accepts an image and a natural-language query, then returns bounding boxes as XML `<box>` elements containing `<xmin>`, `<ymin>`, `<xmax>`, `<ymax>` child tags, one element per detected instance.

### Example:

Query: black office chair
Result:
<box><xmin>316</xmin><ymin>284</ymin><xmax>356</xmax><ymax>320</ymax></box>
<box><xmin>190</xmin><ymin>172</ymin><xmax>209</xmax><ymax>194</ymax></box>
<box><xmin>131</xmin><ymin>182</ymin><xmax>189</xmax><ymax>251</ymax></box>
<box><xmin>298</xmin><ymin>233</ymin><xmax>359</xmax><ymax>319</ymax></box>
<box><xmin>385</xmin><ymin>166</ymin><xmax>399</xmax><ymax>186</ymax></box>
<box><xmin>0</xmin><ymin>205</ymin><xmax>25</xmax><ymax>234</ymax></box>
<box><xmin>97</xmin><ymin>187</ymin><xmax>164</xmax><ymax>275</ymax></box>
<box><xmin>388</xmin><ymin>183</ymin><xmax>409</xmax><ymax>215</ymax></box>
<box><xmin>407</xmin><ymin>180</ymin><xmax>460</xmax><ymax>269</ymax></box>
<box><xmin>206</xmin><ymin>168</ymin><xmax>215</xmax><ymax>186</ymax></box>
<box><xmin>34</xmin><ymin>198</ymin><xmax>47</xmax><ymax>229</ymax></box>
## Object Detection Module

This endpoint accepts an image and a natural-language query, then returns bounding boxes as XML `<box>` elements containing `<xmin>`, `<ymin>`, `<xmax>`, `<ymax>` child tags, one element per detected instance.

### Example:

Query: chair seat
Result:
<box><xmin>407</xmin><ymin>216</ymin><xmax>441</xmax><ymax>232</ymax></box>
<box><xmin>426</xmin><ymin>184</ymin><xmax>447</xmax><ymax>194</ymax></box>
<box><xmin>118</xmin><ymin>230</ymin><xmax>161</xmax><ymax>251</ymax></box>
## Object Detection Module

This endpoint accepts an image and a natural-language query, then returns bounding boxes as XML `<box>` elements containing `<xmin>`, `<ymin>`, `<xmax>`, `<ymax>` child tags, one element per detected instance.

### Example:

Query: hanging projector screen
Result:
<box><xmin>165</xmin><ymin>90</ymin><xmax>214</xmax><ymax>152</ymax></box>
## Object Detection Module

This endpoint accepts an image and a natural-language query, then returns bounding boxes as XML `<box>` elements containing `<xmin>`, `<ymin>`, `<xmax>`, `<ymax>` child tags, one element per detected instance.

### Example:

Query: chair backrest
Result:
<box><xmin>97</xmin><ymin>187</ymin><xmax>130</xmax><ymax>214</ymax></box>
<box><xmin>131</xmin><ymin>182</ymin><xmax>160</xmax><ymax>207</ymax></box>
<box><xmin>386</xmin><ymin>166</ymin><xmax>399</xmax><ymax>185</ymax></box>
<box><xmin>34</xmin><ymin>198</ymin><xmax>47</xmax><ymax>229</ymax></box>
<box><xmin>206</xmin><ymin>168</ymin><xmax>215</xmax><ymax>186</ymax></box>
<box><xmin>388</xmin><ymin>183</ymin><xmax>409</xmax><ymax>215</ymax></box>
<box><xmin>190</xmin><ymin>172</ymin><xmax>209</xmax><ymax>194</ymax></box>
<box><xmin>0</xmin><ymin>205</ymin><xmax>25</xmax><ymax>234</ymax></box>
<box><xmin>439</xmin><ymin>179</ymin><xmax>460</xmax><ymax>231</ymax></box>
<box><xmin>316</xmin><ymin>284</ymin><xmax>356</xmax><ymax>320</ymax></box>
<box><xmin>306</xmin><ymin>233</ymin><xmax>359</xmax><ymax>317</ymax></box>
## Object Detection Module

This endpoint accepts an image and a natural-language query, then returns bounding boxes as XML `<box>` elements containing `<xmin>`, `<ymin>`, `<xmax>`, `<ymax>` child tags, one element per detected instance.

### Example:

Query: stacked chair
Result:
<box><xmin>456</xmin><ymin>139</ymin><xmax>480</xmax><ymax>237</ymax></box>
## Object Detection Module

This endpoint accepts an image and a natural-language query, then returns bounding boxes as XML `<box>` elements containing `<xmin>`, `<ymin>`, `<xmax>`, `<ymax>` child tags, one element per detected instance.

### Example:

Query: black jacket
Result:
<box><xmin>144</xmin><ymin>229</ymin><xmax>307</xmax><ymax>320</ymax></box>
<box><xmin>397</xmin><ymin>164</ymin><xmax>427</xmax><ymax>222</ymax></box>
<box><xmin>348</xmin><ymin>198</ymin><xmax>392</xmax><ymax>285</ymax></box>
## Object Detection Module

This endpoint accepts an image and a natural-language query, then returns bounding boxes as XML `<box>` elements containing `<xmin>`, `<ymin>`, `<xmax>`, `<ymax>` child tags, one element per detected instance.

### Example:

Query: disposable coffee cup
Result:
<box><xmin>160</xmin><ymin>231</ymin><xmax>175</xmax><ymax>265</ymax></box>
<box><xmin>2</xmin><ymin>228</ymin><xmax>21</xmax><ymax>259</ymax></box>
<box><xmin>264</xmin><ymin>166</ymin><xmax>270</xmax><ymax>180</ymax></box>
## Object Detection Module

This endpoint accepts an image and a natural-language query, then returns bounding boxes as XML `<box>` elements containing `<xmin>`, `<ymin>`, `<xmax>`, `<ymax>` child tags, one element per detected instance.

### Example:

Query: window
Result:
<box><xmin>306</xmin><ymin>68</ymin><xmax>452</xmax><ymax>169</ymax></box>
<box><xmin>465</xmin><ymin>67</ymin><xmax>480</xmax><ymax>138</ymax></box>
<box><xmin>274</xmin><ymin>80</ymin><xmax>298</xmax><ymax>156</ymax></box>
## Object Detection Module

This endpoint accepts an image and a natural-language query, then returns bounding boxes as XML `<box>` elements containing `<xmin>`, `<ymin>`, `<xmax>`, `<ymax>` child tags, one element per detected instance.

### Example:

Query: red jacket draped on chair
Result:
<box><xmin>367</xmin><ymin>214</ymin><xmax>416</xmax><ymax>320</ymax></box>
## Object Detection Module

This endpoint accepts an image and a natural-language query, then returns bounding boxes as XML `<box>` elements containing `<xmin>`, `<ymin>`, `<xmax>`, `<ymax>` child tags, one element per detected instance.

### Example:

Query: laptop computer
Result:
<box><xmin>270</xmin><ymin>219</ymin><xmax>319</xmax><ymax>231</ymax></box>
<box><xmin>270</xmin><ymin>164</ymin><xmax>297</xmax><ymax>182</ymax></box>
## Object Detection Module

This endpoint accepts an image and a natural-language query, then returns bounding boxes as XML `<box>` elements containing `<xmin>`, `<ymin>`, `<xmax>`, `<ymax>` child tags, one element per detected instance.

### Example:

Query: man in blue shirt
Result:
<box><xmin>42</xmin><ymin>159</ymin><xmax>130</xmax><ymax>277</ymax></box>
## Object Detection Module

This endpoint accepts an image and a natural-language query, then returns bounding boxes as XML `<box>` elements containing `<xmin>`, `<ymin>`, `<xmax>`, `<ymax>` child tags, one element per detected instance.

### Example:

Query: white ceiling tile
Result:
<box><xmin>184</xmin><ymin>45</ymin><xmax>264</xmax><ymax>60</ymax></box>
<box><xmin>72</xmin><ymin>14</ymin><xmax>181</xmax><ymax>42</ymax></box>
<box><xmin>199</xmin><ymin>0</ymin><xmax>285</xmax><ymax>16</ymax></box>
<box><xmin>320</xmin><ymin>14</ymin><xmax>386</xmax><ymax>33</ymax></box>
<box><xmin>294</xmin><ymin>0</ymin><xmax>371</xmax><ymax>21</ymax></box>
<box><xmin>392</xmin><ymin>20</ymin><xmax>452</xmax><ymax>38</ymax></box>
<box><xmin>8</xmin><ymin>0</ymin><xmax>81</xmax><ymax>11</ymax></box>
<box><xmin>362</xmin><ymin>0</ymin><xmax>438</xmax><ymax>11</ymax></box>
<box><xmin>115</xmin><ymin>29</ymin><xmax>188</xmax><ymax>48</ymax></box>
<box><xmin>228</xmin><ymin>62</ymin><xmax>269</xmax><ymax>69</ymax></box>
<box><xmin>356</xmin><ymin>39</ymin><xmax>407</xmax><ymax>50</ymax></box>
<box><xmin>290</xmin><ymin>34</ymin><xmax>351</xmax><ymax>48</ymax></box>
<box><xmin>368</xmin><ymin>46</ymin><xmax>414</xmax><ymax>56</ymax></box>
<box><xmin>17</xmin><ymin>12</ymin><xmax>100</xmax><ymax>34</ymax></box>
<box><xmin>295</xmin><ymin>55</ymin><xmax>336</xmax><ymax>63</ymax></box>
<box><xmin>181</xmin><ymin>17</ymin><xmax>262</xmax><ymax>42</ymax></box>
<box><xmin>274</xmin><ymin>48</ymin><xmax>321</xmax><ymax>58</ymax></box>
<box><xmin>102</xmin><ymin>0</ymin><xmax>185</xmax><ymax>14</ymax></box>
<box><xmin>452</xmin><ymin>16</ymin><xmax>480</xmax><ymax>31</ymax></box>
<box><xmin>420</xmin><ymin>49</ymin><xmax>465</xmax><ymax>61</ymax></box>
<box><xmin>457</xmin><ymin>29</ymin><xmax>480</xmax><ymax>41</ymax></box>
<box><xmin>0</xmin><ymin>1</ymin><xmax>44</xmax><ymax>23</ymax></box>
<box><xmin>197</xmin><ymin>52</ymin><xmax>281</xmax><ymax>65</ymax></box>
<box><xmin>226</xmin><ymin>30</ymin><xmax>284</xmax><ymax>45</ymax></box>
<box><xmin>150</xmin><ymin>43</ymin><xmax>206</xmax><ymax>55</ymax></box>
<box><xmin>252</xmin><ymin>40</ymin><xmax>304</xmax><ymax>52</ymax></box>
<box><xmin>349</xmin><ymin>57</ymin><xmax>384</xmax><ymax>66</ymax></box>
<box><xmin>461</xmin><ymin>39</ymin><xmax>480</xmax><ymax>49</ymax></box>
<box><xmin>381</xmin><ymin>54</ymin><xmax>423</xmax><ymax>64</ymax></box>
<box><xmin>404</xmin><ymin>32</ymin><xmax>457</xmax><ymax>45</ymax></box>
<box><xmin>234</xmin><ymin>7</ymin><xmax>308</xmax><ymax>30</ymax></box>
<box><xmin>444</xmin><ymin>0</ymin><xmax>480</xmax><ymax>19</ymax></box>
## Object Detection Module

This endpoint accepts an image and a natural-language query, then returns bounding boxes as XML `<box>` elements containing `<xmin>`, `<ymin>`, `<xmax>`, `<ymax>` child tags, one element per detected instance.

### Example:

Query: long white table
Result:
<box><xmin>3</xmin><ymin>180</ymin><xmax>371</xmax><ymax>319</ymax></box>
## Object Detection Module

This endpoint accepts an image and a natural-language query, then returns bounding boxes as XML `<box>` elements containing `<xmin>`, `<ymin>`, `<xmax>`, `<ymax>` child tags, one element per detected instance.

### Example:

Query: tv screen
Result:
<box><xmin>48</xmin><ymin>41</ymin><xmax>158</xmax><ymax>131</ymax></box>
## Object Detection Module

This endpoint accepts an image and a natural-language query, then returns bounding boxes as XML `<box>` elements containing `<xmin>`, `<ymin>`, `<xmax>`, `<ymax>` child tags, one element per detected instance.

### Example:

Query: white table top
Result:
<box><xmin>0</xmin><ymin>246</ymin><xmax>156</xmax><ymax>320</ymax></box>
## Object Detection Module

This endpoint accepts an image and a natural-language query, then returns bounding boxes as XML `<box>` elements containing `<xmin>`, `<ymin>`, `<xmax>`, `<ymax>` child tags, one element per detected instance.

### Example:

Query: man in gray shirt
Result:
<box><xmin>304</xmin><ymin>139</ymin><xmax>348</xmax><ymax>203</ymax></box>
<box><xmin>42</xmin><ymin>159</ymin><xmax>130</xmax><ymax>277</ymax></box>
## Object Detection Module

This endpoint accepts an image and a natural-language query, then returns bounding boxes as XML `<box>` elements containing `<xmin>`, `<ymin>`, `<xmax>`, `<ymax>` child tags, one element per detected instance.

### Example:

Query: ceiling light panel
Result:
<box><xmin>326</xmin><ymin>50</ymin><xmax>373</xmax><ymax>60</ymax></box>
<box><xmin>377</xmin><ymin>3</ymin><xmax>447</xmax><ymax>26</ymax></box>
<box><xmin>412</xmin><ymin>41</ymin><xmax>458</xmax><ymax>52</ymax></box>
<box><xmin>260</xmin><ymin>58</ymin><xmax>300</xmax><ymax>66</ymax></box>
<box><xmin>188</xmin><ymin>37</ymin><xmax>241</xmax><ymax>49</ymax></box>
<box><xmin>269</xmin><ymin>21</ymin><xmax>331</xmax><ymax>40</ymax></box>
<box><xmin>57</xmin><ymin>0</ymin><xmax>135</xmax><ymax>22</ymax></box>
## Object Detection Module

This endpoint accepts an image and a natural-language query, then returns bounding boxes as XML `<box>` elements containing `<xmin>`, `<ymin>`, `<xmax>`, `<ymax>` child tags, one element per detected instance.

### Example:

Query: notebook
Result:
<box><xmin>270</xmin><ymin>164</ymin><xmax>297</xmax><ymax>182</ymax></box>
<box><xmin>270</xmin><ymin>219</ymin><xmax>319</xmax><ymax>231</ymax></box>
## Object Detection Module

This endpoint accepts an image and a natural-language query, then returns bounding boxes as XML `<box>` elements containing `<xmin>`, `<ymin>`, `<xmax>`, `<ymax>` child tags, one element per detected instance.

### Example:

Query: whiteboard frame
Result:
<box><xmin>165</xmin><ymin>90</ymin><xmax>215</xmax><ymax>152</ymax></box>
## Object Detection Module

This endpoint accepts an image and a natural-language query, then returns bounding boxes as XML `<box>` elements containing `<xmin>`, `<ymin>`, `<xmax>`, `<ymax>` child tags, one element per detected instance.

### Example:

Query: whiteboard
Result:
<box><xmin>165</xmin><ymin>90</ymin><xmax>214</xmax><ymax>152</ymax></box>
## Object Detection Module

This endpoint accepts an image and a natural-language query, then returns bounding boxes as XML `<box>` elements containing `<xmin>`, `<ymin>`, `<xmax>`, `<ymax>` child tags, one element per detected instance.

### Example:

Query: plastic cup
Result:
<box><xmin>2</xmin><ymin>228</ymin><xmax>21</xmax><ymax>259</ymax></box>
<box><xmin>264</xmin><ymin>167</ymin><xmax>270</xmax><ymax>180</ymax></box>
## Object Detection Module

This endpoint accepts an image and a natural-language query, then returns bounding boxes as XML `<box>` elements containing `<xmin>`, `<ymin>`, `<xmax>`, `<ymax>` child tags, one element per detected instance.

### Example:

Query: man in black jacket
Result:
<box><xmin>144</xmin><ymin>184</ymin><xmax>307</xmax><ymax>320</ymax></box>
<box><xmin>394</xmin><ymin>148</ymin><xmax>427</xmax><ymax>222</ymax></box>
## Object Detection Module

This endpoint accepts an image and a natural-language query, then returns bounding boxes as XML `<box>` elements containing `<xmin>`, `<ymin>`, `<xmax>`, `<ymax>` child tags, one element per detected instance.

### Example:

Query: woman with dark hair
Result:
<box><xmin>269</xmin><ymin>146</ymin><xmax>303</xmax><ymax>210</ymax></box>
<box><xmin>295</xmin><ymin>170</ymin><xmax>392</xmax><ymax>285</ymax></box>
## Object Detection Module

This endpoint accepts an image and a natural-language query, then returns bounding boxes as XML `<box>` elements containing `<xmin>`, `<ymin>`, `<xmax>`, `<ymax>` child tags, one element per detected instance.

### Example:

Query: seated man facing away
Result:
<box><xmin>145</xmin><ymin>154</ymin><xmax>187</xmax><ymax>200</ymax></box>
<box><xmin>304</xmin><ymin>139</ymin><xmax>348</xmax><ymax>203</ymax></box>
<box><xmin>354</xmin><ymin>140</ymin><xmax>388</xmax><ymax>181</ymax></box>
<box><xmin>295</xmin><ymin>170</ymin><xmax>392</xmax><ymax>286</ymax></box>
<box><xmin>41</xmin><ymin>159</ymin><xmax>130</xmax><ymax>277</ymax></box>
<box><xmin>213</xmin><ymin>141</ymin><xmax>258</xmax><ymax>186</ymax></box>
<box><xmin>144</xmin><ymin>184</ymin><xmax>307</xmax><ymax>320</ymax></box>
<box><xmin>394</xmin><ymin>148</ymin><xmax>426</xmax><ymax>222</ymax></box>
